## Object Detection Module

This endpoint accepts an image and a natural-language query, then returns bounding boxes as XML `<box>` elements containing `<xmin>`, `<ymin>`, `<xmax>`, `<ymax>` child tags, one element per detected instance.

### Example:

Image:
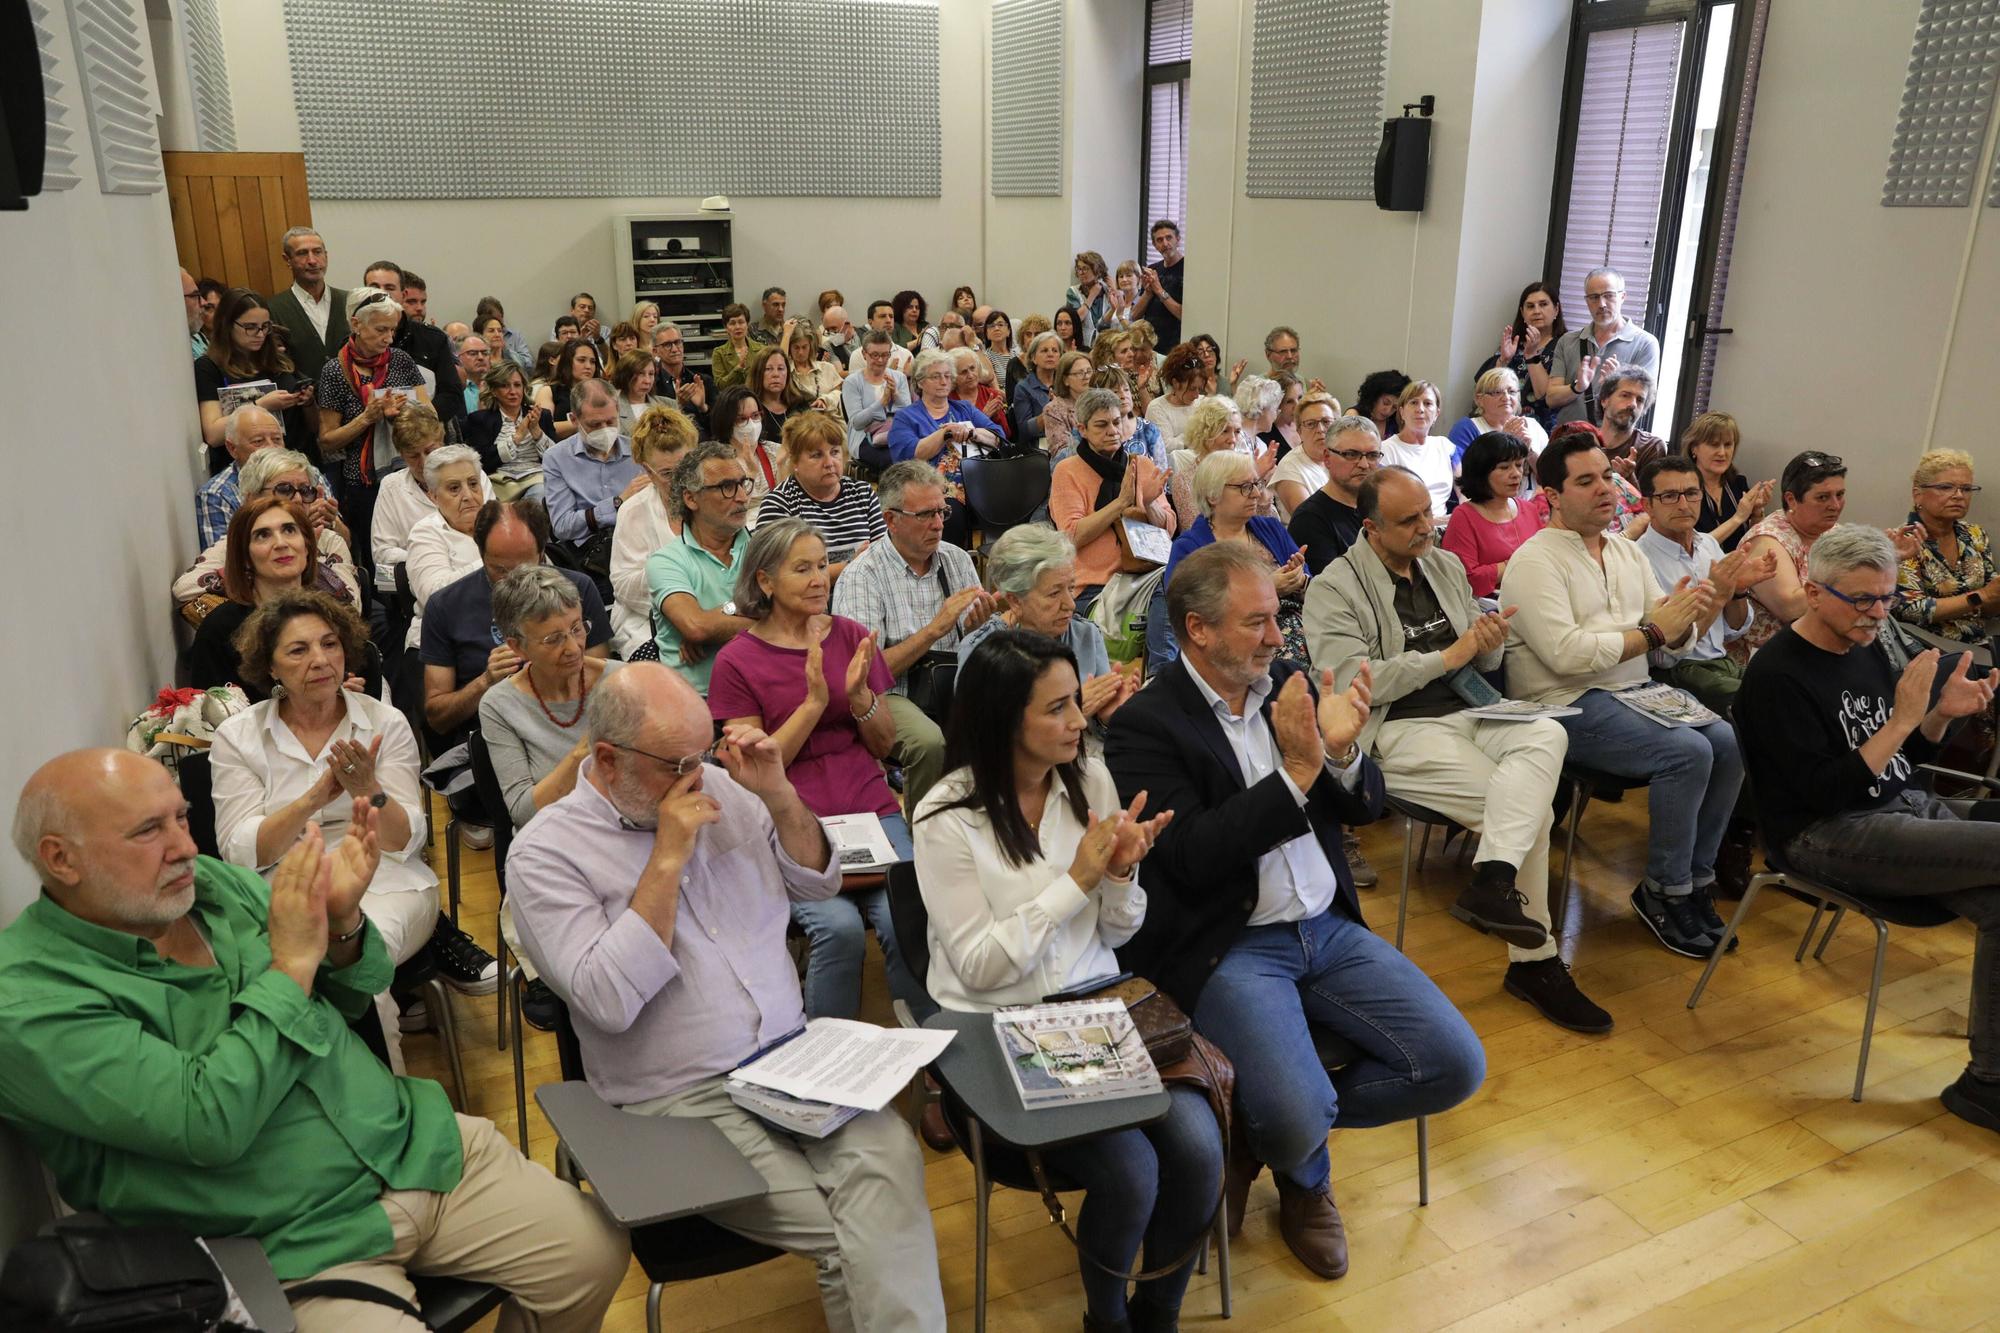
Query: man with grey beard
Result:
<box><xmin>506</xmin><ymin>663</ymin><xmax>946</xmax><ymax>1333</ymax></box>
<box><xmin>0</xmin><ymin>748</ymin><xmax>629</xmax><ymax>1330</ymax></box>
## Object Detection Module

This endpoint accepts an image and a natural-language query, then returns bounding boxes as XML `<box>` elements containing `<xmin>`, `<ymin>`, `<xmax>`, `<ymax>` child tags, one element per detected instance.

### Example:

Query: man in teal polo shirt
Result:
<box><xmin>648</xmin><ymin>441</ymin><xmax>756</xmax><ymax>692</ymax></box>
<box><xmin>0</xmin><ymin>749</ymin><xmax>627</xmax><ymax>1331</ymax></box>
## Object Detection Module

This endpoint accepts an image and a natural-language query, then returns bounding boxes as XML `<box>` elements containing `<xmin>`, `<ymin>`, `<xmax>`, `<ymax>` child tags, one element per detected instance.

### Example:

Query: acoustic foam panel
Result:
<box><xmin>1883</xmin><ymin>0</ymin><xmax>2000</xmax><ymax>206</ymax></box>
<box><xmin>990</xmin><ymin>0</ymin><xmax>1063</xmax><ymax>197</ymax></box>
<box><xmin>67</xmin><ymin>0</ymin><xmax>162</xmax><ymax>194</ymax></box>
<box><xmin>1246</xmin><ymin>0</ymin><xmax>1390</xmax><ymax>200</ymax></box>
<box><xmin>179</xmin><ymin>0</ymin><xmax>236</xmax><ymax>152</ymax></box>
<box><xmin>29</xmin><ymin>0</ymin><xmax>79</xmax><ymax>191</ymax></box>
<box><xmin>283</xmin><ymin>0</ymin><xmax>941</xmax><ymax>200</ymax></box>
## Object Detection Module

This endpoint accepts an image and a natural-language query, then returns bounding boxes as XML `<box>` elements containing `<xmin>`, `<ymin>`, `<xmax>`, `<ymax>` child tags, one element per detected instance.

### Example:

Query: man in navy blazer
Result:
<box><xmin>1105</xmin><ymin>542</ymin><xmax>1484</xmax><ymax>1281</ymax></box>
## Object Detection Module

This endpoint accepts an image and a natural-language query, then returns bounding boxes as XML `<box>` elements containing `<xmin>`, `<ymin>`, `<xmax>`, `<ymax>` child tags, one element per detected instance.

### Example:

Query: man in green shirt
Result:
<box><xmin>0</xmin><ymin>749</ymin><xmax>627</xmax><ymax>1331</ymax></box>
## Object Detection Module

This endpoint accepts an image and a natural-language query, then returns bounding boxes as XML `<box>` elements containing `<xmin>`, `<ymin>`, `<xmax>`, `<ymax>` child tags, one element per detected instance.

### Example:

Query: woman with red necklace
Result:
<box><xmin>315</xmin><ymin>286</ymin><xmax>429</xmax><ymax>574</ymax></box>
<box><xmin>480</xmin><ymin>564</ymin><xmax>622</xmax><ymax>1029</ymax></box>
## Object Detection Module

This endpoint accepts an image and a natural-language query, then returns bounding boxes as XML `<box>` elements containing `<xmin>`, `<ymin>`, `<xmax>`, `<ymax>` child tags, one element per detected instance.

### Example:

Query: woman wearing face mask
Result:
<box><xmin>712</xmin><ymin>385</ymin><xmax>784</xmax><ymax>516</ymax></box>
<box><xmin>402</xmin><ymin>444</ymin><xmax>489</xmax><ymax>648</ymax></box>
<box><xmin>707</xmin><ymin>519</ymin><xmax>919</xmax><ymax>1021</ymax></box>
<box><xmin>841</xmin><ymin>329</ymin><xmax>912</xmax><ymax>475</ymax></box>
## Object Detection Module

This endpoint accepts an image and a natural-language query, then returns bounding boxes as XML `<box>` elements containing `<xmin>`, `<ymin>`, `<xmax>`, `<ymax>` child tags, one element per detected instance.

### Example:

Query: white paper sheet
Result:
<box><xmin>731</xmin><ymin>1018</ymin><xmax>955</xmax><ymax>1111</ymax></box>
<box><xmin>821</xmin><ymin>812</ymin><xmax>902</xmax><ymax>871</ymax></box>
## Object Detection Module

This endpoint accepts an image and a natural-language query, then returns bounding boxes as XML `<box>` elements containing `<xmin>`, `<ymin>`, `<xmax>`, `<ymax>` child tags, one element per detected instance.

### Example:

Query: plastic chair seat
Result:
<box><xmin>411</xmin><ymin>1273</ymin><xmax>507</xmax><ymax>1332</ymax></box>
<box><xmin>627</xmin><ymin>1215</ymin><xmax>785</xmax><ymax>1283</ymax></box>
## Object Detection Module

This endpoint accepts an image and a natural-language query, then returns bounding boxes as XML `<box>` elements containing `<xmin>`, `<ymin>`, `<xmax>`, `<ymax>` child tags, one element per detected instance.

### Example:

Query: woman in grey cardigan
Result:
<box><xmin>842</xmin><ymin>330</ymin><xmax>911</xmax><ymax>473</ymax></box>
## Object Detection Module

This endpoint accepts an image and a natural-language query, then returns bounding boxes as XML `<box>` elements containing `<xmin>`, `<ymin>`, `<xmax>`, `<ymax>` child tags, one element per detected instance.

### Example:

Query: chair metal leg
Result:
<box><xmin>1416</xmin><ymin>1115</ymin><xmax>1430</xmax><ymax>1207</ymax></box>
<box><xmin>509</xmin><ymin>968</ymin><xmax>528</xmax><ymax>1156</ymax></box>
<box><xmin>1689</xmin><ymin>877</ymin><xmax>1766</xmax><ymax>1008</ymax></box>
<box><xmin>1395</xmin><ymin>818</ymin><xmax>1416</xmax><ymax>952</ymax></box>
<box><xmin>496</xmin><ymin>930</ymin><xmax>511</xmax><ymax>1053</ymax></box>
<box><xmin>1213</xmin><ymin>1202</ymin><xmax>1231</xmax><ymax>1317</ymax></box>
<box><xmin>1416</xmin><ymin>823</ymin><xmax>1435</xmax><ymax>869</ymax></box>
<box><xmin>1854</xmin><ymin>917</ymin><xmax>1891</xmax><ymax>1102</ymax></box>
<box><xmin>425</xmin><ymin>978</ymin><xmax>468</xmax><ymax>1113</ymax></box>
<box><xmin>1795</xmin><ymin>900</ymin><xmax>1827</xmax><ymax>963</ymax></box>
<box><xmin>969</xmin><ymin>1118</ymin><xmax>990</xmax><ymax>1333</ymax></box>
<box><xmin>1814</xmin><ymin>905</ymin><xmax>1847</xmax><ymax>960</ymax></box>
<box><xmin>1556</xmin><ymin>782</ymin><xmax>1589</xmax><ymax>934</ymax></box>
<box><xmin>646</xmin><ymin>1280</ymin><xmax>663</xmax><ymax>1333</ymax></box>
<box><xmin>444</xmin><ymin>819</ymin><xmax>461</xmax><ymax>925</ymax></box>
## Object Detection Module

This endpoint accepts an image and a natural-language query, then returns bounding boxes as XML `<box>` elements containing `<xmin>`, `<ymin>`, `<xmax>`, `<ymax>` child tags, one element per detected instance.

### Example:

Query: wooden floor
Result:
<box><xmin>406</xmin><ymin>792</ymin><xmax>1997</xmax><ymax>1332</ymax></box>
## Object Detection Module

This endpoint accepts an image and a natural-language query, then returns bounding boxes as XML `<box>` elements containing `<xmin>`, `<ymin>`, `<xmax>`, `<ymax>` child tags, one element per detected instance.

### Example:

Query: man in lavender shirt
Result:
<box><xmin>507</xmin><ymin>664</ymin><xmax>945</xmax><ymax>1333</ymax></box>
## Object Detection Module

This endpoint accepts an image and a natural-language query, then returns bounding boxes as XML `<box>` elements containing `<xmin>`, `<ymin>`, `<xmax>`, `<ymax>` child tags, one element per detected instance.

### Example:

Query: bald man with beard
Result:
<box><xmin>0</xmin><ymin>749</ymin><xmax>627</xmax><ymax>1331</ymax></box>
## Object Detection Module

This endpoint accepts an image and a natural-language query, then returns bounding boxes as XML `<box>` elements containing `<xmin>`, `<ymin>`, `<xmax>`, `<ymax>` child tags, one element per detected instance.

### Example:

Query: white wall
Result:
<box><xmin>2</xmin><ymin>4</ymin><xmax>204</xmax><ymax>919</ymax></box>
<box><xmin>1711</xmin><ymin>0</ymin><xmax>2000</xmax><ymax>530</ymax></box>
<box><xmin>1184</xmin><ymin>0</ymin><xmax>1571</xmax><ymax>409</ymax></box>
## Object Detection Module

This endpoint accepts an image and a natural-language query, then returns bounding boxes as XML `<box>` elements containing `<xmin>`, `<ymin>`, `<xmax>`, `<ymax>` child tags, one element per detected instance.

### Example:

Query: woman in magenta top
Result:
<box><xmin>707</xmin><ymin>518</ymin><xmax>921</xmax><ymax>1020</ymax></box>
<box><xmin>1442</xmin><ymin>430</ymin><xmax>1545</xmax><ymax>598</ymax></box>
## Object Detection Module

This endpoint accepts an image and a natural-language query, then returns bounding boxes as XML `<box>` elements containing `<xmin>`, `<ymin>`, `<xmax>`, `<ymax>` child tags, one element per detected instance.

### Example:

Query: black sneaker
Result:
<box><xmin>1451</xmin><ymin>862</ymin><xmax>1550</xmax><ymax>950</ymax></box>
<box><xmin>429</xmin><ymin>914</ymin><xmax>499</xmax><ymax>995</ymax></box>
<box><xmin>1630</xmin><ymin>883</ymin><xmax>1714</xmax><ymax>959</ymax></box>
<box><xmin>520</xmin><ymin>978</ymin><xmax>562</xmax><ymax>1032</ymax></box>
<box><xmin>1690</xmin><ymin>886</ymin><xmax>1740</xmax><ymax>953</ymax></box>
<box><xmin>1941</xmin><ymin>1070</ymin><xmax>2000</xmax><ymax>1134</ymax></box>
<box><xmin>1503</xmin><ymin>957</ymin><xmax>1614</xmax><ymax>1034</ymax></box>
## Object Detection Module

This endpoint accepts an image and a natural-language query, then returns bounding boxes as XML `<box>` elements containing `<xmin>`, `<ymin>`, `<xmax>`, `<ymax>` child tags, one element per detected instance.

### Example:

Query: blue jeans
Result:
<box><xmin>791</xmin><ymin>814</ymin><xmax>926</xmax><ymax>1019</ymax></box>
<box><xmin>1192</xmin><ymin>911</ymin><xmax>1485</xmax><ymax>1194</ymax></box>
<box><xmin>1557</xmin><ymin>687</ymin><xmax>1744</xmax><ymax>894</ymax></box>
<box><xmin>1036</xmin><ymin>1086</ymin><xmax>1223</xmax><ymax>1320</ymax></box>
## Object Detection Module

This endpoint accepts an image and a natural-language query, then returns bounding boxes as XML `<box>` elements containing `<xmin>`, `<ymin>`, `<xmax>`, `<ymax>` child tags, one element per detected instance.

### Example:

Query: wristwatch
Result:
<box><xmin>722</xmin><ymin>600</ymin><xmax>738</xmax><ymax>615</ymax></box>
<box><xmin>1969</xmin><ymin>591</ymin><xmax>1984</xmax><ymax>612</ymax></box>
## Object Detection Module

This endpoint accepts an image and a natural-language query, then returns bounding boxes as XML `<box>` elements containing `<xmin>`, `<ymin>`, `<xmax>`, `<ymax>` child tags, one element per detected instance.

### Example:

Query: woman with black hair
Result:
<box><xmin>1442</xmin><ymin>430</ymin><xmax>1546</xmax><ymax>597</ymax></box>
<box><xmin>196</xmin><ymin>288</ymin><xmax>315</xmax><ymax>471</ymax></box>
<box><xmin>1053</xmin><ymin>304</ymin><xmax>1087</xmax><ymax>354</ymax></box>
<box><xmin>891</xmin><ymin>289</ymin><xmax>936</xmax><ymax>352</ymax></box>
<box><xmin>1474</xmin><ymin>281</ymin><xmax>1567</xmax><ymax>429</ymax></box>
<box><xmin>913</xmin><ymin>628</ymin><xmax>1218</xmax><ymax>1333</ymax></box>
<box><xmin>1352</xmin><ymin>368</ymin><xmax>1411</xmax><ymax>442</ymax></box>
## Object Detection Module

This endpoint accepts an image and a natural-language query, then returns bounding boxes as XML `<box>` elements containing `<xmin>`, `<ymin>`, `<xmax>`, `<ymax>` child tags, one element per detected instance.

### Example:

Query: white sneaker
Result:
<box><xmin>460</xmin><ymin>822</ymin><xmax>495</xmax><ymax>851</ymax></box>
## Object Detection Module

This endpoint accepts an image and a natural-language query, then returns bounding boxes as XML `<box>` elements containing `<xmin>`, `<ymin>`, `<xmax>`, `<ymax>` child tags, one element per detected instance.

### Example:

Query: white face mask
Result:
<box><xmin>733</xmin><ymin>419</ymin><xmax>762</xmax><ymax>445</ymax></box>
<box><xmin>582</xmin><ymin>425</ymin><xmax>619</xmax><ymax>453</ymax></box>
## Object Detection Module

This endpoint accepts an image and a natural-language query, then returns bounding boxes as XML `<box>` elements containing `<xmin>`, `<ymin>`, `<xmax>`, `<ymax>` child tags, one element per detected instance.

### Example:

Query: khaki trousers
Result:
<box><xmin>1371</xmin><ymin>713</ymin><xmax>1569</xmax><ymax>962</ymax></box>
<box><xmin>885</xmin><ymin>692</ymin><xmax>946</xmax><ymax>808</ymax></box>
<box><xmin>288</xmin><ymin>1114</ymin><xmax>630</xmax><ymax>1332</ymax></box>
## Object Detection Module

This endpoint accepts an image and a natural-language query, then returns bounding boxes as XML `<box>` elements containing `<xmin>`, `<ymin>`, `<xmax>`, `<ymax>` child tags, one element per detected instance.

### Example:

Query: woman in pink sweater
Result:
<box><xmin>1442</xmin><ymin>430</ymin><xmax>1544</xmax><ymax>598</ymax></box>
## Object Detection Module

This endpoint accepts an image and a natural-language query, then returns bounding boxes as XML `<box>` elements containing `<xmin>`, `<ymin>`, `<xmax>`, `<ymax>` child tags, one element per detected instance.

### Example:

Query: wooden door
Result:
<box><xmin>163</xmin><ymin>151</ymin><xmax>312</xmax><ymax>296</ymax></box>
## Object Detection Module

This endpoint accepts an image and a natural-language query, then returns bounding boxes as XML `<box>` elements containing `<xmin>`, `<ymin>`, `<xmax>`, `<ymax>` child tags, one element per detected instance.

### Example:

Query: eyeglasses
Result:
<box><xmin>1918</xmin><ymin>483</ymin><xmax>1983</xmax><ymax>496</ymax></box>
<box><xmin>1584</xmin><ymin>289</ymin><xmax>1624</xmax><ymax>303</ymax></box>
<box><xmin>1299</xmin><ymin>417</ymin><xmax>1337</xmax><ymax>432</ymax></box>
<box><xmin>889</xmin><ymin>506</ymin><xmax>951</xmax><ymax>524</ymax></box>
<box><xmin>656</xmin><ymin>338</ymin><xmax>683</xmax><ymax>348</ymax></box>
<box><xmin>695</xmin><ymin>477</ymin><xmax>753</xmax><ymax>499</ymax></box>
<box><xmin>1646</xmin><ymin>487</ymin><xmax>1703</xmax><ymax>505</ymax></box>
<box><xmin>234</xmin><ymin>319</ymin><xmax>272</xmax><ymax>333</ymax></box>
<box><xmin>1329</xmin><ymin>448</ymin><xmax>1385</xmax><ymax>464</ymax></box>
<box><xmin>1223</xmin><ymin>479</ymin><xmax>1267</xmax><ymax>499</ymax></box>
<box><xmin>610</xmin><ymin>740</ymin><xmax>719</xmax><ymax>777</ymax></box>
<box><xmin>1816</xmin><ymin>582</ymin><xmax>1906</xmax><ymax>614</ymax></box>
<box><xmin>268</xmin><ymin>482</ymin><xmax>323</xmax><ymax>503</ymax></box>
<box><xmin>528</xmin><ymin>622</ymin><xmax>590</xmax><ymax>649</ymax></box>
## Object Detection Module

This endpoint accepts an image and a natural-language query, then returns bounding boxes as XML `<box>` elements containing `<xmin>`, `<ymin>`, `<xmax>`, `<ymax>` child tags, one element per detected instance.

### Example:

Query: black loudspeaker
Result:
<box><xmin>1374</xmin><ymin>116</ymin><xmax>1431</xmax><ymax>213</ymax></box>
<box><xmin>0</xmin><ymin>0</ymin><xmax>46</xmax><ymax>210</ymax></box>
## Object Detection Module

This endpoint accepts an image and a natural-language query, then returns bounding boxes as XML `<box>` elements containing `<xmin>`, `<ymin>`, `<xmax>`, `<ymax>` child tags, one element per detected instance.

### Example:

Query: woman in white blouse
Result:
<box><xmin>403</xmin><ymin>444</ymin><xmax>487</xmax><ymax>647</ymax></box>
<box><xmin>608</xmin><ymin>405</ymin><xmax>696</xmax><ymax>658</ymax></box>
<box><xmin>912</xmin><ymin>628</ymin><xmax>1220</xmax><ymax>1331</ymax></box>
<box><xmin>1380</xmin><ymin>378</ymin><xmax>1458</xmax><ymax>513</ymax></box>
<box><xmin>208</xmin><ymin>590</ymin><xmax>441</xmax><ymax>1066</ymax></box>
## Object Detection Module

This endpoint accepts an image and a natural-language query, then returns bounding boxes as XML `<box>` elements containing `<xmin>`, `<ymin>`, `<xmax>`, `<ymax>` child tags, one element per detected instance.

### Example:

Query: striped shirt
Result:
<box><xmin>758</xmin><ymin>476</ymin><xmax>887</xmax><ymax>563</ymax></box>
<box><xmin>830</xmin><ymin>538</ymin><xmax>981</xmax><ymax>696</ymax></box>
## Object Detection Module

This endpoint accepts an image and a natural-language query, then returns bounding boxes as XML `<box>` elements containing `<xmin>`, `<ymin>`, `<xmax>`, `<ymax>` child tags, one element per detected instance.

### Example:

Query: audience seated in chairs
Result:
<box><xmin>1380</xmin><ymin>379</ymin><xmax>1457</xmax><ymax>516</ymax></box>
<box><xmin>194</xmin><ymin>401</ymin><xmax>333</xmax><ymax>552</ymax></box>
<box><xmin>1501</xmin><ymin>433</ymin><xmax>1744</xmax><ymax>959</ymax></box>
<box><xmin>648</xmin><ymin>440</ymin><xmax>756</xmax><ymax>692</ymax></box>
<box><xmin>609</xmin><ymin>405</ymin><xmax>698</xmax><ymax>658</ymax></box>
<box><xmin>372</xmin><ymin>403</ymin><xmax>492</xmax><ymax>596</ymax></box>
<box><xmin>831</xmin><ymin>460</ymin><xmax>997</xmax><ymax>807</ymax></box>
<box><xmin>403</xmin><ymin>444</ymin><xmax>490</xmax><ymax>649</ymax></box>
<box><xmin>464</xmin><ymin>361</ymin><xmax>556</xmax><ymax>502</ymax></box>
<box><xmin>1168</xmin><ymin>394</ymin><xmax>1267</xmax><ymax>533</ymax></box>
<box><xmin>949</xmin><ymin>345</ymin><xmax>1010</xmax><ymax>440</ymax></box>
<box><xmin>506</xmin><ymin>664</ymin><xmax>948</xmax><ymax>1331</ymax></box>
<box><xmin>1303</xmin><ymin>467</ymin><xmax>1601</xmax><ymax>1031</ymax></box>
<box><xmin>1040</xmin><ymin>351</ymin><xmax>1097</xmax><ymax>464</ymax></box>
<box><xmin>208</xmin><ymin>590</ymin><xmax>495</xmax><ymax>1024</ymax></box>
<box><xmin>1735</xmin><ymin>523</ymin><xmax>2000</xmax><ymax>1137</ymax></box>
<box><xmin>176</xmin><ymin>447</ymin><xmax>361</xmax><ymax>615</ymax></box>
<box><xmin>913</xmin><ymin>628</ymin><xmax>1217</xmax><ymax>1330</ymax></box>
<box><xmin>756</xmin><ymin>410</ymin><xmax>888</xmax><ymax>583</ymax></box>
<box><xmin>316</xmin><ymin>287</ymin><xmax>431</xmax><ymax>571</ymax></box>
<box><xmin>707</xmin><ymin>518</ymin><xmax>923</xmax><ymax>1020</ymax></box>
<box><xmin>710</xmin><ymin>385</ymin><xmax>784</xmax><ymax>520</ymax></box>
<box><xmin>1684</xmin><ymin>410</ymin><xmax>1771</xmax><ymax>553</ymax></box>
<box><xmin>1103</xmin><ymin>542</ymin><xmax>1485</xmax><ymax>1280</ymax></box>
<box><xmin>1051</xmin><ymin>387</ymin><xmax>1177</xmax><ymax>671</ymax></box>
<box><xmin>532</xmin><ymin>338</ymin><xmax>598</xmax><ymax>432</ymax></box>
<box><xmin>478</xmin><ymin>564</ymin><xmax>624</xmax><ymax>1033</ymax></box>
<box><xmin>1287</xmin><ymin>409</ymin><xmax>1381</xmax><ymax>577</ymax></box>
<box><xmin>746</xmin><ymin>344</ymin><xmax>809</xmax><ymax>478</ymax></box>
<box><xmin>1165</xmin><ymin>451</ymin><xmax>1309</xmax><ymax>666</ymax></box>
<box><xmin>542</xmin><ymin>377</ymin><xmax>646</xmax><ymax>587</ymax></box>
<box><xmin>1440</xmin><ymin>430</ymin><xmax>1546</xmax><ymax>599</ymax></box>
<box><xmin>1448</xmin><ymin>368</ymin><xmax>1549</xmax><ymax>472</ymax></box>
<box><xmin>891</xmin><ymin>349</ymin><xmax>1002</xmax><ymax>543</ymax></box>
<box><xmin>0</xmin><ymin>748</ymin><xmax>629</xmax><ymax>1332</ymax></box>
<box><xmin>189</xmin><ymin>496</ymin><xmax>381</xmax><ymax>701</ymax></box>
<box><xmin>843</xmin><ymin>329</ymin><xmax>913</xmax><ymax>474</ymax></box>
<box><xmin>1896</xmin><ymin>449</ymin><xmax>1999</xmax><ymax>648</ymax></box>
<box><xmin>959</xmin><ymin>524</ymin><xmax>1138</xmax><ymax>744</ymax></box>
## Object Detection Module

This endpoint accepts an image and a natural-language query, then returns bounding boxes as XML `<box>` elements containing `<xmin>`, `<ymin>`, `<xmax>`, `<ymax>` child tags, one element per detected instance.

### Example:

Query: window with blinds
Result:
<box><xmin>1142</xmin><ymin>0</ymin><xmax>1192</xmax><ymax>260</ymax></box>
<box><xmin>1556</xmin><ymin>21</ymin><xmax>1687</xmax><ymax>324</ymax></box>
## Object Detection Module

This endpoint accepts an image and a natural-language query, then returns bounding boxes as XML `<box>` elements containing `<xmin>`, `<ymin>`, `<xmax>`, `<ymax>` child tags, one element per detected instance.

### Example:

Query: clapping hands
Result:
<box><xmin>1068</xmin><ymin>791</ymin><xmax>1175</xmax><ymax>887</ymax></box>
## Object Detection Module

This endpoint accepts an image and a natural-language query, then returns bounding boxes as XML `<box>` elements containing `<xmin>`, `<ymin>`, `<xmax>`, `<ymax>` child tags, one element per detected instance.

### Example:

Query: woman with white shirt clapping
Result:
<box><xmin>913</xmin><ymin>629</ymin><xmax>1220</xmax><ymax>1333</ymax></box>
<box><xmin>1381</xmin><ymin>379</ymin><xmax>1458</xmax><ymax>514</ymax></box>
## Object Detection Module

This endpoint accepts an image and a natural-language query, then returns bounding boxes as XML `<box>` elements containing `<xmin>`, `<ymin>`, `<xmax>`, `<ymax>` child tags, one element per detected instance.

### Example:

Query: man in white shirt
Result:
<box><xmin>849</xmin><ymin>301</ymin><xmax>914</xmax><ymax>375</ymax></box>
<box><xmin>1305</xmin><ymin>467</ymin><xmax>1607</xmax><ymax>1033</ymax></box>
<box><xmin>1501</xmin><ymin>435</ymin><xmax>1743</xmax><ymax>959</ymax></box>
<box><xmin>267</xmin><ymin>227</ymin><xmax>347</xmax><ymax>384</ymax></box>
<box><xmin>1105</xmin><ymin>542</ymin><xmax>1483</xmax><ymax>1280</ymax></box>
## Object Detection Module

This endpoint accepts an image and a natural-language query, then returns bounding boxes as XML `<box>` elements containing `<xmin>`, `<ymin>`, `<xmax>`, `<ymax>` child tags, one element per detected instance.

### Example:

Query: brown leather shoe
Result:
<box><xmin>919</xmin><ymin>1098</ymin><xmax>956</xmax><ymax>1152</ymax></box>
<box><xmin>1224</xmin><ymin>1148</ymin><xmax>1260</xmax><ymax>1237</ymax></box>
<box><xmin>1275</xmin><ymin>1178</ymin><xmax>1350</xmax><ymax>1279</ymax></box>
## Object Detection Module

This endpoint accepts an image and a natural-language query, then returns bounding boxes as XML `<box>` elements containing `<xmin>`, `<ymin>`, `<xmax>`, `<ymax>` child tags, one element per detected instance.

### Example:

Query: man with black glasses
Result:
<box><xmin>1289</xmin><ymin>407</ymin><xmax>1383</xmax><ymax>575</ymax></box>
<box><xmin>647</xmin><ymin>441</ymin><xmax>756</xmax><ymax>692</ymax></box>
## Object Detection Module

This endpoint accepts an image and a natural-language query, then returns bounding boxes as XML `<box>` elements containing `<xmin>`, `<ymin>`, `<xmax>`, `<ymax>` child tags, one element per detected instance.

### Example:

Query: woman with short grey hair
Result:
<box><xmin>959</xmin><ymin>524</ymin><xmax>1133</xmax><ymax>728</ymax></box>
<box><xmin>1167</xmin><ymin>449</ymin><xmax>1310</xmax><ymax>662</ymax></box>
<box><xmin>705</xmin><ymin>518</ymin><xmax>924</xmax><ymax>1020</ymax></box>
<box><xmin>315</xmin><ymin>284</ymin><xmax>431</xmax><ymax>568</ymax></box>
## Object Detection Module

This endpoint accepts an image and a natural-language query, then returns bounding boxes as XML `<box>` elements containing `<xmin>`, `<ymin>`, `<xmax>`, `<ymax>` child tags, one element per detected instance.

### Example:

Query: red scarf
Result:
<box><xmin>339</xmin><ymin>341</ymin><xmax>393</xmax><ymax>482</ymax></box>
